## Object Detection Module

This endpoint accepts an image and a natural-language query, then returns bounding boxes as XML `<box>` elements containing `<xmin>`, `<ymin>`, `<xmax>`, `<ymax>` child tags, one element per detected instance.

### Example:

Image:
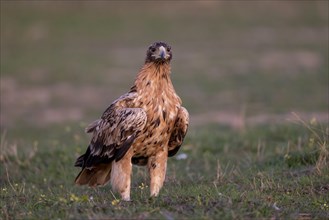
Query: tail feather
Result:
<box><xmin>75</xmin><ymin>163</ymin><xmax>112</xmax><ymax>187</ymax></box>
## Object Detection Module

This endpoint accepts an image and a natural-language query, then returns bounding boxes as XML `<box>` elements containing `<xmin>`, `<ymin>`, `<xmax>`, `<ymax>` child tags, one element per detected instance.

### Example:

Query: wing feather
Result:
<box><xmin>168</xmin><ymin>107</ymin><xmax>189</xmax><ymax>157</ymax></box>
<box><xmin>75</xmin><ymin>92</ymin><xmax>147</xmax><ymax>168</ymax></box>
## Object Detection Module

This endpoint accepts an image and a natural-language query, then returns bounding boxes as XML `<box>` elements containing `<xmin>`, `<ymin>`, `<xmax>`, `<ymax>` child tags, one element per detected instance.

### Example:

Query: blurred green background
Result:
<box><xmin>1</xmin><ymin>2</ymin><xmax>328</xmax><ymax>219</ymax></box>
<box><xmin>1</xmin><ymin>1</ymin><xmax>328</xmax><ymax>138</ymax></box>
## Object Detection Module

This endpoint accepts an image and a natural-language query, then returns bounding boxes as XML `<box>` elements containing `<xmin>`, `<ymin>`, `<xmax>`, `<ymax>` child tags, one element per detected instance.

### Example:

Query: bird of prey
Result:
<box><xmin>74</xmin><ymin>42</ymin><xmax>189</xmax><ymax>201</ymax></box>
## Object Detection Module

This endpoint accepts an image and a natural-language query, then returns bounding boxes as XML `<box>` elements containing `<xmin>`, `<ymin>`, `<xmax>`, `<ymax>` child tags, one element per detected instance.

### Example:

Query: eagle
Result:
<box><xmin>74</xmin><ymin>42</ymin><xmax>189</xmax><ymax>201</ymax></box>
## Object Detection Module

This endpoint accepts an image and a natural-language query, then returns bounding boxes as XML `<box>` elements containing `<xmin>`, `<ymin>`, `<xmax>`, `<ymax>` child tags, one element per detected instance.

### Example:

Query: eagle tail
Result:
<box><xmin>74</xmin><ymin>163</ymin><xmax>112</xmax><ymax>187</ymax></box>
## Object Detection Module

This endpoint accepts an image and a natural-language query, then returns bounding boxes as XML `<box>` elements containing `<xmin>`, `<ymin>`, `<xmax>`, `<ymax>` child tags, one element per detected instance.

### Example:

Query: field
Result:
<box><xmin>1</xmin><ymin>1</ymin><xmax>328</xmax><ymax>219</ymax></box>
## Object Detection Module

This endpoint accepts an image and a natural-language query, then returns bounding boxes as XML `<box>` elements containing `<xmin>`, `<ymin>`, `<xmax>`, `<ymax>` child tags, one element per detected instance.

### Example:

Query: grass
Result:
<box><xmin>1</xmin><ymin>1</ymin><xmax>328</xmax><ymax>219</ymax></box>
<box><xmin>1</xmin><ymin>118</ymin><xmax>328</xmax><ymax>219</ymax></box>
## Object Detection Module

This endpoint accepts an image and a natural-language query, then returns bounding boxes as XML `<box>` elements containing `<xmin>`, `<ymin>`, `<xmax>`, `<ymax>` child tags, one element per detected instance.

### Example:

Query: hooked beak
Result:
<box><xmin>152</xmin><ymin>45</ymin><xmax>169</xmax><ymax>61</ymax></box>
<box><xmin>159</xmin><ymin>46</ymin><xmax>166</xmax><ymax>59</ymax></box>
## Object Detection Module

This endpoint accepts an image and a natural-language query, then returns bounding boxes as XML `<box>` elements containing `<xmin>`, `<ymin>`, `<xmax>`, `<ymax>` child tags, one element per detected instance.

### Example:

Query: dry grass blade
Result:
<box><xmin>291</xmin><ymin>112</ymin><xmax>328</xmax><ymax>175</ymax></box>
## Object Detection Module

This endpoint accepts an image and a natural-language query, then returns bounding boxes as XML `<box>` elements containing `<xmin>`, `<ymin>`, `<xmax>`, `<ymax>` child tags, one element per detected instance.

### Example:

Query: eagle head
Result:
<box><xmin>145</xmin><ymin>42</ymin><xmax>172</xmax><ymax>64</ymax></box>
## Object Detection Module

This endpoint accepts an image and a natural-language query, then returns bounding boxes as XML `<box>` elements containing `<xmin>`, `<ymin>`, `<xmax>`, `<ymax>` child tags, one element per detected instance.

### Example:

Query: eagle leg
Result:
<box><xmin>110</xmin><ymin>150</ymin><xmax>133</xmax><ymax>201</ymax></box>
<box><xmin>148</xmin><ymin>148</ymin><xmax>168</xmax><ymax>197</ymax></box>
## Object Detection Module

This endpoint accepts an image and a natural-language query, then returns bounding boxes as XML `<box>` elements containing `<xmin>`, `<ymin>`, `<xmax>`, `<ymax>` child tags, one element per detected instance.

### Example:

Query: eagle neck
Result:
<box><xmin>134</xmin><ymin>62</ymin><xmax>173</xmax><ymax>93</ymax></box>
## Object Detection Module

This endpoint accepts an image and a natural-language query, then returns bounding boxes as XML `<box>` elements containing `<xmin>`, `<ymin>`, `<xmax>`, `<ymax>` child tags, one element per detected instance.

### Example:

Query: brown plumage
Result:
<box><xmin>74</xmin><ymin>42</ymin><xmax>189</xmax><ymax>201</ymax></box>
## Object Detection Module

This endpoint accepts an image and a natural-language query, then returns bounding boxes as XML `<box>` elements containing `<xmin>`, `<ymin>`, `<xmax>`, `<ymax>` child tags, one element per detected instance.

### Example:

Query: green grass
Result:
<box><xmin>1</xmin><ymin>1</ymin><xmax>328</xmax><ymax>219</ymax></box>
<box><xmin>1</xmin><ymin>121</ymin><xmax>328</xmax><ymax>219</ymax></box>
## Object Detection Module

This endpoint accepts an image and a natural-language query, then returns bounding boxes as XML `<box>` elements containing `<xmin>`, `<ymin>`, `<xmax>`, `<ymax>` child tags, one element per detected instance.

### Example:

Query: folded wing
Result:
<box><xmin>168</xmin><ymin>107</ymin><xmax>189</xmax><ymax>157</ymax></box>
<box><xmin>75</xmin><ymin>98</ymin><xmax>147</xmax><ymax>169</ymax></box>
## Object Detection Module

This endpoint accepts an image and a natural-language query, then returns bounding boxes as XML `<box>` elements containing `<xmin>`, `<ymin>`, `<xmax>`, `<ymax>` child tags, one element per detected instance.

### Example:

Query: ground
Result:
<box><xmin>1</xmin><ymin>2</ymin><xmax>328</xmax><ymax>219</ymax></box>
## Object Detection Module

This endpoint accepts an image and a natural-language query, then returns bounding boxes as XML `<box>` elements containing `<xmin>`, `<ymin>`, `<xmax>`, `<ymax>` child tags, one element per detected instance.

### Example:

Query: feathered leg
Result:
<box><xmin>110</xmin><ymin>151</ymin><xmax>133</xmax><ymax>201</ymax></box>
<box><xmin>148</xmin><ymin>147</ymin><xmax>168</xmax><ymax>197</ymax></box>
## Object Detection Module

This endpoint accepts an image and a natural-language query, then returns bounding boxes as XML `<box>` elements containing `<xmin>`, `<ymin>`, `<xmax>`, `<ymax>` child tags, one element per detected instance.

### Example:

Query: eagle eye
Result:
<box><xmin>150</xmin><ymin>47</ymin><xmax>156</xmax><ymax>53</ymax></box>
